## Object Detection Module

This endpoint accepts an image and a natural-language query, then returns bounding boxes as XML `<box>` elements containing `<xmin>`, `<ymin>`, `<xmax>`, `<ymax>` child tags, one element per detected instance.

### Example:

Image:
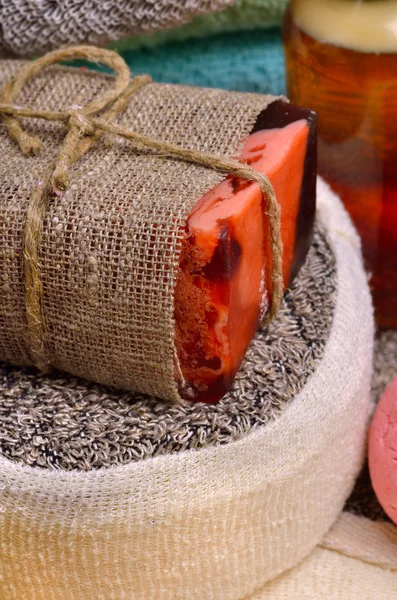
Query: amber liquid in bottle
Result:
<box><xmin>283</xmin><ymin>0</ymin><xmax>397</xmax><ymax>327</ymax></box>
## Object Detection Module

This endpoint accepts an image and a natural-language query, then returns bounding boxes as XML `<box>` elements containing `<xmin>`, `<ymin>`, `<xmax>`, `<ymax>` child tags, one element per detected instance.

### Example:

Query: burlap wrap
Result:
<box><xmin>0</xmin><ymin>181</ymin><xmax>375</xmax><ymax>599</ymax></box>
<box><xmin>0</xmin><ymin>59</ymin><xmax>281</xmax><ymax>402</ymax></box>
<box><xmin>0</xmin><ymin>0</ymin><xmax>235</xmax><ymax>57</ymax></box>
<box><xmin>0</xmin><ymin>221</ymin><xmax>335</xmax><ymax>470</ymax></box>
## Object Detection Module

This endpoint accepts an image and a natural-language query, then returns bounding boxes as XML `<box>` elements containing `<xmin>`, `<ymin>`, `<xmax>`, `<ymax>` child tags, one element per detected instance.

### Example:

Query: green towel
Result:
<box><xmin>111</xmin><ymin>0</ymin><xmax>289</xmax><ymax>52</ymax></box>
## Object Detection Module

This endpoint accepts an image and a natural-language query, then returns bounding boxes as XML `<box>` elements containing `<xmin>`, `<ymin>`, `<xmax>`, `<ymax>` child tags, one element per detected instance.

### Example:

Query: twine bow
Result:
<box><xmin>0</xmin><ymin>45</ymin><xmax>283</xmax><ymax>373</ymax></box>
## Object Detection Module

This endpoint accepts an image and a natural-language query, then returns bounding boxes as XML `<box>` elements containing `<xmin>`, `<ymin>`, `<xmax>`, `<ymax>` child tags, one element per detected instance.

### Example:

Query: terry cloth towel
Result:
<box><xmin>0</xmin><ymin>0</ymin><xmax>234</xmax><ymax>57</ymax></box>
<box><xmin>110</xmin><ymin>0</ymin><xmax>290</xmax><ymax>52</ymax></box>
<box><xmin>0</xmin><ymin>180</ymin><xmax>375</xmax><ymax>599</ymax></box>
<box><xmin>255</xmin><ymin>329</ymin><xmax>397</xmax><ymax>599</ymax></box>
<box><xmin>0</xmin><ymin>1</ymin><xmax>289</xmax><ymax>58</ymax></box>
<box><xmin>0</xmin><ymin>218</ymin><xmax>337</xmax><ymax>469</ymax></box>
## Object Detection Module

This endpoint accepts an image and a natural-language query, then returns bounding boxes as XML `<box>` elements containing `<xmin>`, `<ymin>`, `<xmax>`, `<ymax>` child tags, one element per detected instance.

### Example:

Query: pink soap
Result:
<box><xmin>368</xmin><ymin>376</ymin><xmax>397</xmax><ymax>525</ymax></box>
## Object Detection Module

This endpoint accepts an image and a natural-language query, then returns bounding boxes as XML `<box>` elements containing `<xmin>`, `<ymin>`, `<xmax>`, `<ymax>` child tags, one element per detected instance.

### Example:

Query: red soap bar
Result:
<box><xmin>175</xmin><ymin>100</ymin><xmax>317</xmax><ymax>403</ymax></box>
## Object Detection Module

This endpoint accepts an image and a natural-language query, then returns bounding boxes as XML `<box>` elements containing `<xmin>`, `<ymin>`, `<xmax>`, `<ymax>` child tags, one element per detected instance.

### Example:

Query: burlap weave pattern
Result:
<box><xmin>0</xmin><ymin>224</ymin><xmax>335</xmax><ymax>470</ymax></box>
<box><xmin>0</xmin><ymin>0</ymin><xmax>235</xmax><ymax>57</ymax></box>
<box><xmin>0</xmin><ymin>61</ymin><xmax>279</xmax><ymax>401</ymax></box>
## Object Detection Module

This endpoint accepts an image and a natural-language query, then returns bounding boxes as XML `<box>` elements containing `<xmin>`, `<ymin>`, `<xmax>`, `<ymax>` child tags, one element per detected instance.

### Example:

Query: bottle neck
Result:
<box><xmin>291</xmin><ymin>0</ymin><xmax>397</xmax><ymax>52</ymax></box>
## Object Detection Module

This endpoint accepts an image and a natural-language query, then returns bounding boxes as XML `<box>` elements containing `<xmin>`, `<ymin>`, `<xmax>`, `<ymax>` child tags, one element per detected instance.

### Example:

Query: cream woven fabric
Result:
<box><xmin>0</xmin><ymin>180</ymin><xmax>374</xmax><ymax>600</ymax></box>
<box><xmin>254</xmin><ymin>513</ymin><xmax>397</xmax><ymax>599</ymax></box>
<box><xmin>0</xmin><ymin>60</ymin><xmax>277</xmax><ymax>402</ymax></box>
<box><xmin>0</xmin><ymin>0</ymin><xmax>235</xmax><ymax>57</ymax></box>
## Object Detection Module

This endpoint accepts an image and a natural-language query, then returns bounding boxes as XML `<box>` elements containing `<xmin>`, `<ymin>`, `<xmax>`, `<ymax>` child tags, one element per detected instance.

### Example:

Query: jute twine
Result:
<box><xmin>0</xmin><ymin>45</ymin><xmax>282</xmax><ymax>374</ymax></box>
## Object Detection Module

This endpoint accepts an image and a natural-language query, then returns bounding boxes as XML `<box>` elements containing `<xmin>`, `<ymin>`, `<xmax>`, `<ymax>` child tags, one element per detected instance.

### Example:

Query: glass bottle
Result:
<box><xmin>283</xmin><ymin>0</ymin><xmax>397</xmax><ymax>327</ymax></box>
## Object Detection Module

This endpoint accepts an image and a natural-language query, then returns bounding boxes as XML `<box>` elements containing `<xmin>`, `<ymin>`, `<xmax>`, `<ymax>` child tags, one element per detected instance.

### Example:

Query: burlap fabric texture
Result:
<box><xmin>0</xmin><ymin>180</ymin><xmax>375</xmax><ymax>599</ymax></box>
<box><xmin>0</xmin><ymin>0</ymin><xmax>235</xmax><ymax>57</ymax></box>
<box><xmin>0</xmin><ymin>47</ymin><xmax>283</xmax><ymax>403</ymax></box>
<box><xmin>0</xmin><ymin>222</ymin><xmax>336</xmax><ymax>470</ymax></box>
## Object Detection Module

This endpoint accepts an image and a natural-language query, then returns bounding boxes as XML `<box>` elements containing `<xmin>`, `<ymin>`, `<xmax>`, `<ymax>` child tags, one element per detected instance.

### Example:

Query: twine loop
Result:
<box><xmin>68</xmin><ymin>111</ymin><xmax>95</xmax><ymax>136</ymax></box>
<box><xmin>0</xmin><ymin>45</ymin><xmax>283</xmax><ymax>373</ymax></box>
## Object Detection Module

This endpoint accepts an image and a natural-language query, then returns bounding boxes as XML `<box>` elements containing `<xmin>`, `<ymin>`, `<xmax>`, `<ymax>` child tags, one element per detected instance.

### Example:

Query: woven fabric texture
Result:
<box><xmin>0</xmin><ymin>225</ymin><xmax>336</xmax><ymax>470</ymax></box>
<box><xmin>254</xmin><ymin>513</ymin><xmax>397</xmax><ymax>600</ymax></box>
<box><xmin>0</xmin><ymin>0</ymin><xmax>234</xmax><ymax>57</ymax></box>
<box><xmin>0</xmin><ymin>61</ymin><xmax>280</xmax><ymax>402</ymax></box>
<box><xmin>321</xmin><ymin>512</ymin><xmax>397</xmax><ymax>571</ymax></box>
<box><xmin>110</xmin><ymin>0</ymin><xmax>289</xmax><ymax>52</ymax></box>
<box><xmin>0</xmin><ymin>180</ymin><xmax>374</xmax><ymax>600</ymax></box>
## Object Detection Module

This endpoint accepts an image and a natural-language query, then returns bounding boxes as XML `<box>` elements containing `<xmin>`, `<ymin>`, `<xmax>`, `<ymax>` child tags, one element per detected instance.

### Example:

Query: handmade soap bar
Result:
<box><xmin>369</xmin><ymin>376</ymin><xmax>397</xmax><ymax>526</ymax></box>
<box><xmin>175</xmin><ymin>100</ymin><xmax>317</xmax><ymax>402</ymax></box>
<box><xmin>0</xmin><ymin>56</ymin><xmax>317</xmax><ymax>404</ymax></box>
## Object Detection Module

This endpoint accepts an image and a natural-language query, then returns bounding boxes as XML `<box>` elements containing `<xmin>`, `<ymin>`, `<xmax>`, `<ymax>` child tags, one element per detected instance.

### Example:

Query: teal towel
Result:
<box><xmin>88</xmin><ymin>28</ymin><xmax>285</xmax><ymax>97</ymax></box>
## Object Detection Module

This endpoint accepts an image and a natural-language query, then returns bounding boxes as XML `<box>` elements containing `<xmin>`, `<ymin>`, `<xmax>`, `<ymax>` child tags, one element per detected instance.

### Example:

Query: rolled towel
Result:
<box><xmin>110</xmin><ymin>0</ymin><xmax>290</xmax><ymax>53</ymax></box>
<box><xmin>0</xmin><ymin>0</ymin><xmax>235</xmax><ymax>57</ymax></box>
<box><xmin>0</xmin><ymin>1</ymin><xmax>290</xmax><ymax>58</ymax></box>
<box><xmin>0</xmin><ymin>179</ymin><xmax>374</xmax><ymax>600</ymax></box>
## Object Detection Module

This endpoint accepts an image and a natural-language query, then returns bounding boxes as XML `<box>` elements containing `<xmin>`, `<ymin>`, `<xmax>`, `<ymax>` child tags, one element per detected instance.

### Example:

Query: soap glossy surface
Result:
<box><xmin>174</xmin><ymin>100</ymin><xmax>317</xmax><ymax>403</ymax></box>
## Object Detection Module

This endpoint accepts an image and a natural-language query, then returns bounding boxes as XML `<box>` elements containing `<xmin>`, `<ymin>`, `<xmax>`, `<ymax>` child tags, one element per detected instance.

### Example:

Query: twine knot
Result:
<box><xmin>68</xmin><ymin>111</ymin><xmax>95</xmax><ymax>137</ymax></box>
<box><xmin>0</xmin><ymin>45</ymin><xmax>283</xmax><ymax>373</ymax></box>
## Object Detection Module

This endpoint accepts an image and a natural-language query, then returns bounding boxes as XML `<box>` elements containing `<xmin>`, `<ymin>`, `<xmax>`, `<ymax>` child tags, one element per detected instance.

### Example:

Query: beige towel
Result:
<box><xmin>0</xmin><ymin>179</ymin><xmax>374</xmax><ymax>599</ymax></box>
<box><xmin>254</xmin><ymin>513</ymin><xmax>397</xmax><ymax>599</ymax></box>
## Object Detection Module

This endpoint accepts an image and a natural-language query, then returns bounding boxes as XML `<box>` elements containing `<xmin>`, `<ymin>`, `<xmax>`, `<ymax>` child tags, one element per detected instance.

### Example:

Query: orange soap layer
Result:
<box><xmin>175</xmin><ymin>102</ymin><xmax>316</xmax><ymax>403</ymax></box>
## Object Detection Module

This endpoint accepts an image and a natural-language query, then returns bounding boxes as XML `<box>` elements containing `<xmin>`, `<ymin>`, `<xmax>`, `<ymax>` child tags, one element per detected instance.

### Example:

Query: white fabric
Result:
<box><xmin>0</xmin><ymin>179</ymin><xmax>374</xmax><ymax>599</ymax></box>
<box><xmin>253</xmin><ymin>513</ymin><xmax>397</xmax><ymax>600</ymax></box>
